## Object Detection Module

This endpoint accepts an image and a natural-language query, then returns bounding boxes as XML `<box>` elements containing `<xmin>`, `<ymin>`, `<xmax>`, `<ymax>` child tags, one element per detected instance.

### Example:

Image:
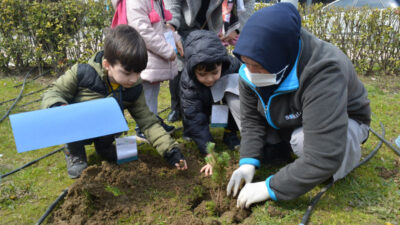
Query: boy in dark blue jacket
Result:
<box><xmin>180</xmin><ymin>30</ymin><xmax>242</xmax><ymax>175</ymax></box>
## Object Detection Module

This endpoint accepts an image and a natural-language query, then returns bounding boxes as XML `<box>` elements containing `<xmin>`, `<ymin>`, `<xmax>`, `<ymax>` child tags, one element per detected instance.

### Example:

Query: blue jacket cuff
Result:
<box><xmin>266</xmin><ymin>175</ymin><xmax>277</xmax><ymax>201</ymax></box>
<box><xmin>239</xmin><ymin>158</ymin><xmax>260</xmax><ymax>168</ymax></box>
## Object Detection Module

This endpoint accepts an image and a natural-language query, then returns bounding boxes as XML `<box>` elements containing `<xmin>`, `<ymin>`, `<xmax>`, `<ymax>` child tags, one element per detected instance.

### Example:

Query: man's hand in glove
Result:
<box><xmin>163</xmin><ymin>147</ymin><xmax>188</xmax><ymax>170</ymax></box>
<box><xmin>237</xmin><ymin>181</ymin><xmax>270</xmax><ymax>208</ymax></box>
<box><xmin>226</xmin><ymin>164</ymin><xmax>255</xmax><ymax>197</ymax></box>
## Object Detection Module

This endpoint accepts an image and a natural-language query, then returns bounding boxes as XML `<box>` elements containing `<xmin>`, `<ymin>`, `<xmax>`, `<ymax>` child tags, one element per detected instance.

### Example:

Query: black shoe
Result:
<box><xmin>167</xmin><ymin>110</ymin><xmax>181</xmax><ymax>122</ymax></box>
<box><xmin>135</xmin><ymin>126</ymin><xmax>148</xmax><ymax>142</ymax></box>
<box><xmin>64</xmin><ymin>148</ymin><xmax>87</xmax><ymax>179</ymax></box>
<box><xmin>157</xmin><ymin>116</ymin><xmax>175</xmax><ymax>133</ymax></box>
<box><xmin>223</xmin><ymin>131</ymin><xmax>240</xmax><ymax>150</ymax></box>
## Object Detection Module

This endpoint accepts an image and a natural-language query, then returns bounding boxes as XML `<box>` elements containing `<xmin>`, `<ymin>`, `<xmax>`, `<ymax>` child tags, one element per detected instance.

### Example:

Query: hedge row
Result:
<box><xmin>256</xmin><ymin>3</ymin><xmax>400</xmax><ymax>76</ymax></box>
<box><xmin>0</xmin><ymin>0</ymin><xmax>113</xmax><ymax>74</ymax></box>
<box><xmin>0</xmin><ymin>1</ymin><xmax>399</xmax><ymax>76</ymax></box>
<box><xmin>298</xmin><ymin>4</ymin><xmax>400</xmax><ymax>76</ymax></box>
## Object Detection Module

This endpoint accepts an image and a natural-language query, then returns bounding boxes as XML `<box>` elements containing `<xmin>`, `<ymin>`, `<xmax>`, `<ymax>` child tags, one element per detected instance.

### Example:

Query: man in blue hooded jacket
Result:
<box><xmin>226</xmin><ymin>3</ymin><xmax>371</xmax><ymax>208</ymax></box>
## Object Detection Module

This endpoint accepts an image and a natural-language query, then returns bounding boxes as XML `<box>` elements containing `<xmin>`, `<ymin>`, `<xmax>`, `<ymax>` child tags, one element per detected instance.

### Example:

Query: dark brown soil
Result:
<box><xmin>48</xmin><ymin>146</ymin><xmax>251</xmax><ymax>224</ymax></box>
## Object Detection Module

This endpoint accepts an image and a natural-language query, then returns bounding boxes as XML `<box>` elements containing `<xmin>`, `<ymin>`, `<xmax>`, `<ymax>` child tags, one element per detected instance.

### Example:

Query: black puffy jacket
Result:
<box><xmin>180</xmin><ymin>30</ymin><xmax>241</xmax><ymax>153</ymax></box>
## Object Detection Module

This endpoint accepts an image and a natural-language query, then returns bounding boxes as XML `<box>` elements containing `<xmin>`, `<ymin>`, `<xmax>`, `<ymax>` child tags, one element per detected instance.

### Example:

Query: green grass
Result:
<box><xmin>105</xmin><ymin>185</ymin><xmax>124</xmax><ymax>197</ymax></box>
<box><xmin>0</xmin><ymin>74</ymin><xmax>399</xmax><ymax>224</ymax></box>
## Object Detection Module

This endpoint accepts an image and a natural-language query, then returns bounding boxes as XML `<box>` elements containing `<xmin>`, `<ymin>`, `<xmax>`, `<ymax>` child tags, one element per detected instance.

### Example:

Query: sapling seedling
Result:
<box><xmin>204</xmin><ymin>142</ymin><xmax>230</xmax><ymax>214</ymax></box>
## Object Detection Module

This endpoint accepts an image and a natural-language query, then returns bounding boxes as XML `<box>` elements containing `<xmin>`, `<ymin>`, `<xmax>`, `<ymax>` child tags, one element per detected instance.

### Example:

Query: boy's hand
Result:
<box><xmin>200</xmin><ymin>153</ymin><xmax>213</xmax><ymax>176</ymax></box>
<box><xmin>200</xmin><ymin>163</ymin><xmax>213</xmax><ymax>176</ymax></box>
<box><xmin>164</xmin><ymin>147</ymin><xmax>188</xmax><ymax>170</ymax></box>
<box><xmin>176</xmin><ymin>159</ymin><xmax>188</xmax><ymax>170</ymax></box>
<box><xmin>169</xmin><ymin>51</ymin><xmax>177</xmax><ymax>61</ymax></box>
<box><xmin>220</xmin><ymin>30</ymin><xmax>239</xmax><ymax>42</ymax></box>
<box><xmin>176</xmin><ymin>39</ymin><xmax>184</xmax><ymax>57</ymax></box>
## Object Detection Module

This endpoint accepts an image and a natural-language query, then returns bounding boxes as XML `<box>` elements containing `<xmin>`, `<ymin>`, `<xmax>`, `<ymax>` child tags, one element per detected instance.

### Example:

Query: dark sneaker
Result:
<box><xmin>223</xmin><ymin>131</ymin><xmax>240</xmax><ymax>151</ymax></box>
<box><xmin>64</xmin><ymin>149</ymin><xmax>87</xmax><ymax>179</ymax></box>
<box><xmin>157</xmin><ymin>116</ymin><xmax>175</xmax><ymax>133</ymax></box>
<box><xmin>167</xmin><ymin>110</ymin><xmax>181</xmax><ymax>122</ymax></box>
<box><xmin>135</xmin><ymin>126</ymin><xmax>148</xmax><ymax>142</ymax></box>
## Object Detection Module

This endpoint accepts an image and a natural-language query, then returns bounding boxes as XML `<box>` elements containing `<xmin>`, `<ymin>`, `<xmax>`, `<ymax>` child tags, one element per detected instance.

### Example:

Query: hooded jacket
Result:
<box><xmin>180</xmin><ymin>30</ymin><xmax>241</xmax><ymax>153</ymax></box>
<box><xmin>42</xmin><ymin>51</ymin><xmax>179</xmax><ymax>157</ymax></box>
<box><xmin>233</xmin><ymin>3</ymin><xmax>371</xmax><ymax>200</ymax></box>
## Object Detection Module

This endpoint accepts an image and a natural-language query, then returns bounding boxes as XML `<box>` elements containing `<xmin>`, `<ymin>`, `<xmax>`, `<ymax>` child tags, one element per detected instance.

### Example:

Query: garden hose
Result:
<box><xmin>0</xmin><ymin>68</ymin><xmax>35</xmax><ymax>123</ymax></box>
<box><xmin>17</xmin><ymin>98</ymin><xmax>42</xmax><ymax>109</ymax></box>
<box><xmin>35</xmin><ymin>188</ymin><xmax>68</xmax><ymax>225</ymax></box>
<box><xmin>13</xmin><ymin>70</ymin><xmax>49</xmax><ymax>88</ymax></box>
<box><xmin>369</xmin><ymin>127</ymin><xmax>400</xmax><ymax>156</ymax></box>
<box><xmin>0</xmin><ymin>147</ymin><xmax>65</xmax><ymax>184</ymax></box>
<box><xmin>300</xmin><ymin>119</ymin><xmax>400</xmax><ymax>225</ymax></box>
<box><xmin>0</xmin><ymin>85</ymin><xmax>51</xmax><ymax>106</ymax></box>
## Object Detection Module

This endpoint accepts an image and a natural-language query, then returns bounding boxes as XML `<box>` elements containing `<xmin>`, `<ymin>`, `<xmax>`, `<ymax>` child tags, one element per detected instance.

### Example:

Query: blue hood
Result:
<box><xmin>233</xmin><ymin>3</ymin><xmax>301</xmax><ymax>75</ymax></box>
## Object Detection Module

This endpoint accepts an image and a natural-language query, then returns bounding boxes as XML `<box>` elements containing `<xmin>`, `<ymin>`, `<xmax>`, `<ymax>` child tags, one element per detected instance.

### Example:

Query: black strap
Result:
<box><xmin>158</xmin><ymin>0</ymin><xmax>165</xmax><ymax>20</ymax></box>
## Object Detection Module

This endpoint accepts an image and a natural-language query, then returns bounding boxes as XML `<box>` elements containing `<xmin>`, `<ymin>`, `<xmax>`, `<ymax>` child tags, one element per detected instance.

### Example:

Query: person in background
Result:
<box><xmin>226</xmin><ymin>3</ymin><xmax>370</xmax><ymax>208</ymax></box>
<box><xmin>179</xmin><ymin>30</ymin><xmax>242</xmax><ymax>175</ymax></box>
<box><xmin>111</xmin><ymin>0</ymin><xmax>184</xmax><ymax>140</ymax></box>
<box><xmin>164</xmin><ymin>0</ymin><xmax>255</xmax><ymax>123</ymax></box>
<box><xmin>219</xmin><ymin>0</ymin><xmax>243</xmax><ymax>46</ymax></box>
<box><xmin>42</xmin><ymin>25</ymin><xmax>188</xmax><ymax>179</ymax></box>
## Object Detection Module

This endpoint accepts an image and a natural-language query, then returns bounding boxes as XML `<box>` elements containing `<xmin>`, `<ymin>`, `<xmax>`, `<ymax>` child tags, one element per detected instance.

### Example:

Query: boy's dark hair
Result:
<box><xmin>194</xmin><ymin>62</ymin><xmax>222</xmax><ymax>72</ymax></box>
<box><xmin>104</xmin><ymin>25</ymin><xmax>148</xmax><ymax>73</ymax></box>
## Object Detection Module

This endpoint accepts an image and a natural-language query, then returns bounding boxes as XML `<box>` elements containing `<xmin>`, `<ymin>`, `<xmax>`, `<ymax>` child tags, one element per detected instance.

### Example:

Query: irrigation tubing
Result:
<box><xmin>0</xmin><ymin>68</ymin><xmax>35</xmax><ymax>123</ymax></box>
<box><xmin>0</xmin><ymin>85</ymin><xmax>51</xmax><ymax>106</ymax></box>
<box><xmin>0</xmin><ymin>147</ymin><xmax>64</xmax><ymax>180</ymax></box>
<box><xmin>17</xmin><ymin>98</ymin><xmax>41</xmax><ymax>108</ymax></box>
<box><xmin>35</xmin><ymin>188</ymin><xmax>68</xmax><ymax>225</ymax></box>
<box><xmin>369</xmin><ymin>127</ymin><xmax>400</xmax><ymax>156</ymax></box>
<box><xmin>158</xmin><ymin>106</ymin><xmax>171</xmax><ymax>114</ymax></box>
<box><xmin>13</xmin><ymin>70</ymin><xmax>50</xmax><ymax>88</ymax></box>
<box><xmin>300</xmin><ymin>122</ymin><xmax>387</xmax><ymax>225</ymax></box>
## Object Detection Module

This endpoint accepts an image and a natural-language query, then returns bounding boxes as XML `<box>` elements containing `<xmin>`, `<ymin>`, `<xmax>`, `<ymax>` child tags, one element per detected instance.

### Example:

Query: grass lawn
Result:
<box><xmin>0</xmin><ymin>73</ymin><xmax>399</xmax><ymax>224</ymax></box>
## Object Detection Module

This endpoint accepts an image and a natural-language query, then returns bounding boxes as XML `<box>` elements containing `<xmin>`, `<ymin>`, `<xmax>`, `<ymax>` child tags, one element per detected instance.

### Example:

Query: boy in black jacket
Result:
<box><xmin>180</xmin><ymin>30</ymin><xmax>242</xmax><ymax>175</ymax></box>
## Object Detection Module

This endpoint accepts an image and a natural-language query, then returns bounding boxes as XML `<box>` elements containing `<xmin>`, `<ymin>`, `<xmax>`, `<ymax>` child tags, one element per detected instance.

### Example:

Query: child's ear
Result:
<box><xmin>103</xmin><ymin>59</ymin><xmax>110</xmax><ymax>71</ymax></box>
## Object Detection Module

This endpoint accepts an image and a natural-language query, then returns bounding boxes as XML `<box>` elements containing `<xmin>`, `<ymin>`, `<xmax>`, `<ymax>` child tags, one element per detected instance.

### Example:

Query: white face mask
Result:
<box><xmin>244</xmin><ymin>65</ymin><xmax>289</xmax><ymax>87</ymax></box>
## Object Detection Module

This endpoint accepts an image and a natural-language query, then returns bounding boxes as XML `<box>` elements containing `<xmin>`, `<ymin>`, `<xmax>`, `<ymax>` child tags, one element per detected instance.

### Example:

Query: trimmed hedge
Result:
<box><xmin>256</xmin><ymin>3</ymin><xmax>400</xmax><ymax>76</ymax></box>
<box><xmin>0</xmin><ymin>0</ymin><xmax>113</xmax><ymax>73</ymax></box>
<box><xmin>0</xmin><ymin>1</ymin><xmax>399</xmax><ymax>76</ymax></box>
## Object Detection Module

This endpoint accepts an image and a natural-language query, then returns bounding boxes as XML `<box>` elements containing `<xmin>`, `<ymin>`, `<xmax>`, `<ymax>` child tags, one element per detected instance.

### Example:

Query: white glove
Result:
<box><xmin>226</xmin><ymin>164</ymin><xmax>255</xmax><ymax>197</ymax></box>
<box><xmin>237</xmin><ymin>181</ymin><xmax>270</xmax><ymax>208</ymax></box>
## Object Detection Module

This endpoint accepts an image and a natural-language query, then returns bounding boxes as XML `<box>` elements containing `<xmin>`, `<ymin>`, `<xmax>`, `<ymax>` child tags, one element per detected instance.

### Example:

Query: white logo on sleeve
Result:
<box><xmin>285</xmin><ymin>112</ymin><xmax>302</xmax><ymax>120</ymax></box>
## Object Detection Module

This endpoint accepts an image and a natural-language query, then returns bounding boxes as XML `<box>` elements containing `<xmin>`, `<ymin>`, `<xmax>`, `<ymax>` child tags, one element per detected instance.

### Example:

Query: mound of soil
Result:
<box><xmin>49</xmin><ymin>146</ymin><xmax>251</xmax><ymax>224</ymax></box>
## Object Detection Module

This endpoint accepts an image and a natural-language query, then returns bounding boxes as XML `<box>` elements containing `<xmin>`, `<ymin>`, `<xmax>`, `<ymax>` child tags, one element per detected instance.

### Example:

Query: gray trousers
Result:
<box><xmin>290</xmin><ymin>119</ymin><xmax>369</xmax><ymax>181</ymax></box>
<box><xmin>142</xmin><ymin>81</ymin><xmax>161</xmax><ymax>115</ymax></box>
<box><xmin>225</xmin><ymin>92</ymin><xmax>241</xmax><ymax>131</ymax></box>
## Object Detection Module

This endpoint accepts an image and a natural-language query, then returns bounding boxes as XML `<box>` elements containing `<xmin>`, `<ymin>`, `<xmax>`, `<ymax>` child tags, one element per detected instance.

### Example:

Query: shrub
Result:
<box><xmin>0</xmin><ymin>0</ymin><xmax>113</xmax><ymax>73</ymax></box>
<box><xmin>1</xmin><ymin>1</ymin><xmax>398</xmax><ymax>76</ymax></box>
<box><xmin>255</xmin><ymin>3</ymin><xmax>400</xmax><ymax>76</ymax></box>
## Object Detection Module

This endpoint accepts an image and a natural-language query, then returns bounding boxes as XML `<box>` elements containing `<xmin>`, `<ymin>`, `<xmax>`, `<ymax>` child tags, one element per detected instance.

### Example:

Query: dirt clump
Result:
<box><xmin>377</xmin><ymin>166</ymin><xmax>399</xmax><ymax>179</ymax></box>
<box><xmin>49</xmin><ymin>148</ymin><xmax>252</xmax><ymax>224</ymax></box>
